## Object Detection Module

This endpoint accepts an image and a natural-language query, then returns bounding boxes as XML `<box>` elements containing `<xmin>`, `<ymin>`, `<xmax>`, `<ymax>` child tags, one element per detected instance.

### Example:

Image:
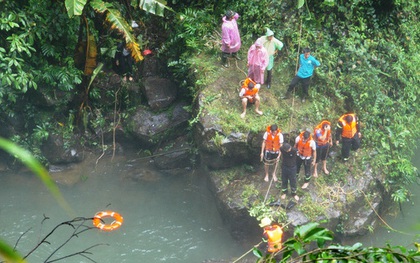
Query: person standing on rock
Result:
<box><xmin>247</xmin><ymin>40</ymin><xmax>269</xmax><ymax>85</ymax></box>
<box><xmin>295</xmin><ymin>130</ymin><xmax>316</xmax><ymax>189</ymax></box>
<box><xmin>279</xmin><ymin>143</ymin><xmax>299</xmax><ymax>201</ymax></box>
<box><xmin>335</xmin><ymin>113</ymin><xmax>361</xmax><ymax>161</ymax></box>
<box><xmin>239</xmin><ymin>77</ymin><xmax>263</xmax><ymax>118</ymax></box>
<box><xmin>257</xmin><ymin>28</ymin><xmax>284</xmax><ymax>89</ymax></box>
<box><xmin>261</xmin><ymin>124</ymin><xmax>283</xmax><ymax>182</ymax></box>
<box><xmin>313</xmin><ymin>120</ymin><xmax>333</xmax><ymax>177</ymax></box>
<box><xmin>221</xmin><ymin>10</ymin><xmax>241</xmax><ymax>68</ymax></box>
<box><xmin>114</xmin><ymin>41</ymin><xmax>134</xmax><ymax>81</ymax></box>
<box><xmin>284</xmin><ymin>47</ymin><xmax>320</xmax><ymax>102</ymax></box>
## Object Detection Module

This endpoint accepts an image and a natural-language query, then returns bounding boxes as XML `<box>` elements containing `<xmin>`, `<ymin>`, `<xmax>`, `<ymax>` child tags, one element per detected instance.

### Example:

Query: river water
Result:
<box><xmin>0</xmin><ymin>153</ymin><xmax>245</xmax><ymax>263</ymax></box>
<box><xmin>1</xmin><ymin>145</ymin><xmax>419</xmax><ymax>262</ymax></box>
<box><xmin>343</xmin><ymin>144</ymin><xmax>420</xmax><ymax>248</ymax></box>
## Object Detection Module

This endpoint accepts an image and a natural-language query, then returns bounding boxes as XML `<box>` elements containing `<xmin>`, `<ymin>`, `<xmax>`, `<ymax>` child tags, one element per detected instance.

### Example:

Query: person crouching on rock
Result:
<box><xmin>239</xmin><ymin>77</ymin><xmax>263</xmax><ymax>119</ymax></box>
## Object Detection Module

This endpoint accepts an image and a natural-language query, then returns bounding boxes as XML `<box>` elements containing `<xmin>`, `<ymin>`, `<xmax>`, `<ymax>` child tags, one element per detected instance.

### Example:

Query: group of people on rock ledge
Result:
<box><xmin>261</xmin><ymin>113</ymin><xmax>361</xmax><ymax>202</ymax></box>
<box><xmin>222</xmin><ymin>9</ymin><xmax>363</xmax><ymax>256</ymax></box>
<box><xmin>258</xmin><ymin>113</ymin><xmax>361</xmax><ymax>255</ymax></box>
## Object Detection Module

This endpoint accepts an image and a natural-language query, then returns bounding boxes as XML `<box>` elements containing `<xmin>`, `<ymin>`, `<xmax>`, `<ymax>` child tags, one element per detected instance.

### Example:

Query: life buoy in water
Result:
<box><xmin>93</xmin><ymin>211</ymin><xmax>123</xmax><ymax>231</ymax></box>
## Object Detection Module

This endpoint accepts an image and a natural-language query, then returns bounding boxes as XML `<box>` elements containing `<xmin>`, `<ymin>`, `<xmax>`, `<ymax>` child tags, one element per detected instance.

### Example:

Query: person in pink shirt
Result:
<box><xmin>221</xmin><ymin>10</ymin><xmax>242</xmax><ymax>68</ymax></box>
<box><xmin>247</xmin><ymin>40</ymin><xmax>269</xmax><ymax>84</ymax></box>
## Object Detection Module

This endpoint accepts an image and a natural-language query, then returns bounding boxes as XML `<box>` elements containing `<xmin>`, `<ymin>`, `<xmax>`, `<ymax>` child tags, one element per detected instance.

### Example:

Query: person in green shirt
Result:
<box><xmin>257</xmin><ymin>28</ymin><xmax>284</xmax><ymax>89</ymax></box>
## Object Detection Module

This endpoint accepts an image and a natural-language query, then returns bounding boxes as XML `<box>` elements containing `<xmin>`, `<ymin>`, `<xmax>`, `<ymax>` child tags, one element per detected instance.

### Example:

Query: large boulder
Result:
<box><xmin>194</xmin><ymin>94</ymin><xmax>261</xmax><ymax>170</ymax></box>
<box><xmin>41</xmin><ymin>134</ymin><xmax>84</xmax><ymax>164</ymax></box>
<box><xmin>143</xmin><ymin>77</ymin><xmax>177</xmax><ymax>110</ymax></box>
<box><xmin>127</xmin><ymin>101</ymin><xmax>190</xmax><ymax>147</ymax></box>
<box><xmin>152</xmin><ymin>135</ymin><xmax>196</xmax><ymax>175</ymax></box>
<box><xmin>205</xmin><ymin>154</ymin><xmax>385</xmax><ymax>241</ymax></box>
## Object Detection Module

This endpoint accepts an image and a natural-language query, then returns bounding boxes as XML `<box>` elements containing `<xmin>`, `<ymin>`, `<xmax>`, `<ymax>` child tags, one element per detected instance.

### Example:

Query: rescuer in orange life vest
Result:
<box><xmin>239</xmin><ymin>77</ymin><xmax>263</xmax><ymax>119</ymax></box>
<box><xmin>260</xmin><ymin>217</ymin><xmax>283</xmax><ymax>254</ymax></box>
<box><xmin>261</xmin><ymin>124</ymin><xmax>283</xmax><ymax>182</ymax></box>
<box><xmin>313</xmin><ymin>120</ymin><xmax>333</xmax><ymax>177</ymax></box>
<box><xmin>294</xmin><ymin>130</ymin><xmax>316</xmax><ymax>189</ymax></box>
<box><xmin>335</xmin><ymin>113</ymin><xmax>361</xmax><ymax>161</ymax></box>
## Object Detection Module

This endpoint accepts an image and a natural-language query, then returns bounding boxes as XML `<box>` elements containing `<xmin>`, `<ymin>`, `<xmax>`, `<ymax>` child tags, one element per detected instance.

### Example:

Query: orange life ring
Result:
<box><xmin>93</xmin><ymin>211</ymin><xmax>123</xmax><ymax>231</ymax></box>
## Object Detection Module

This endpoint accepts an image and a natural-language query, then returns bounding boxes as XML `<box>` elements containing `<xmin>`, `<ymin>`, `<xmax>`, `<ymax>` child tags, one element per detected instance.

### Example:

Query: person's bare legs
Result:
<box><xmin>272</xmin><ymin>160</ymin><xmax>278</xmax><ymax>182</ymax></box>
<box><xmin>322</xmin><ymin>160</ymin><xmax>329</xmax><ymax>174</ymax></box>
<box><xmin>240</xmin><ymin>98</ymin><xmax>247</xmax><ymax>119</ymax></box>
<box><xmin>254</xmin><ymin>96</ymin><xmax>263</xmax><ymax>115</ymax></box>
<box><xmin>264</xmin><ymin>164</ymin><xmax>269</xmax><ymax>182</ymax></box>
<box><xmin>313</xmin><ymin>163</ymin><xmax>318</xmax><ymax>178</ymax></box>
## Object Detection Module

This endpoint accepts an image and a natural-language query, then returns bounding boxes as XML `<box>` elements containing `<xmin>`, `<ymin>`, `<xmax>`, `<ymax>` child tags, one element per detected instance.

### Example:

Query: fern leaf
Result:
<box><xmin>65</xmin><ymin>0</ymin><xmax>88</xmax><ymax>18</ymax></box>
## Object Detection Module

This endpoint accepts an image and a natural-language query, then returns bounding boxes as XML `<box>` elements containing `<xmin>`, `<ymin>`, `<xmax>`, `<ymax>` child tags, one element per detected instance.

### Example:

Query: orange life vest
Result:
<box><xmin>264</xmin><ymin>225</ymin><xmax>283</xmax><ymax>253</ymax></box>
<box><xmin>314</xmin><ymin>120</ymin><xmax>331</xmax><ymax>146</ymax></box>
<box><xmin>338</xmin><ymin>114</ymin><xmax>357</xmax><ymax>138</ymax></box>
<box><xmin>242</xmin><ymin>77</ymin><xmax>256</xmax><ymax>89</ymax></box>
<box><xmin>297</xmin><ymin>131</ymin><xmax>313</xmax><ymax>157</ymax></box>
<box><xmin>243</xmin><ymin>86</ymin><xmax>259</xmax><ymax>97</ymax></box>
<box><xmin>265</xmin><ymin>126</ymin><xmax>281</xmax><ymax>152</ymax></box>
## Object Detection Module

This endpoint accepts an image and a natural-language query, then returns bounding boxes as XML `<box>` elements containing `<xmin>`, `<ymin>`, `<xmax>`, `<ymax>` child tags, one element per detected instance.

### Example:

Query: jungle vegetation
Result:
<box><xmin>0</xmin><ymin>0</ymin><xmax>419</xmax><ymax>262</ymax></box>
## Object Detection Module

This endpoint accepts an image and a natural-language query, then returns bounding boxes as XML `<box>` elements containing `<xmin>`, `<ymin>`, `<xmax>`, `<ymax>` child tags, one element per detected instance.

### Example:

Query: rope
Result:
<box><xmin>359</xmin><ymin>189</ymin><xmax>411</xmax><ymax>236</ymax></box>
<box><xmin>312</xmin><ymin>180</ymin><xmax>414</xmax><ymax>237</ymax></box>
<box><xmin>235</xmin><ymin>58</ymin><xmax>248</xmax><ymax>77</ymax></box>
<box><xmin>232</xmin><ymin>241</ymin><xmax>262</xmax><ymax>263</ymax></box>
<box><xmin>264</xmin><ymin>175</ymin><xmax>276</xmax><ymax>204</ymax></box>
<box><xmin>232</xmin><ymin>220</ymin><xmax>294</xmax><ymax>263</ymax></box>
<box><xmin>287</xmin><ymin>19</ymin><xmax>303</xmax><ymax>132</ymax></box>
<box><xmin>262</xmin><ymin>158</ymin><xmax>280</xmax><ymax>203</ymax></box>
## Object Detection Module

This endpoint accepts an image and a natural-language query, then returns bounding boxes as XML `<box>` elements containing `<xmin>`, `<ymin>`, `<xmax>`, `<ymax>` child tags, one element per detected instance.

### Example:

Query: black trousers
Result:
<box><xmin>287</xmin><ymin>76</ymin><xmax>311</xmax><ymax>98</ymax></box>
<box><xmin>281</xmin><ymin>165</ymin><xmax>297</xmax><ymax>195</ymax></box>
<box><xmin>316</xmin><ymin>145</ymin><xmax>330</xmax><ymax>162</ymax></box>
<box><xmin>266</xmin><ymin>69</ymin><xmax>272</xmax><ymax>85</ymax></box>
<box><xmin>342</xmin><ymin>134</ymin><xmax>361</xmax><ymax>158</ymax></box>
<box><xmin>221</xmin><ymin>52</ymin><xmax>238</xmax><ymax>63</ymax></box>
<box><xmin>296</xmin><ymin>157</ymin><xmax>312</xmax><ymax>182</ymax></box>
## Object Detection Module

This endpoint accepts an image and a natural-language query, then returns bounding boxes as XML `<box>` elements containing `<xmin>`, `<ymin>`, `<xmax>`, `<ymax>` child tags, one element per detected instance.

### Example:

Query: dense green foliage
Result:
<box><xmin>0</xmin><ymin>0</ymin><xmax>419</xmax><ymax>261</ymax></box>
<box><xmin>165</xmin><ymin>0</ymin><xmax>419</xmax><ymax>200</ymax></box>
<box><xmin>252</xmin><ymin>222</ymin><xmax>420</xmax><ymax>262</ymax></box>
<box><xmin>0</xmin><ymin>0</ymin><xmax>169</xmax><ymax>160</ymax></box>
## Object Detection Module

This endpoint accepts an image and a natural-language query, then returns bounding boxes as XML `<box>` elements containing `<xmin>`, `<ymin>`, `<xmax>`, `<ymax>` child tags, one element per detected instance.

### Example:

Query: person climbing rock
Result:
<box><xmin>260</xmin><ymin>217</ymin><xmax>283</xmax><ymax>254</ymax></box>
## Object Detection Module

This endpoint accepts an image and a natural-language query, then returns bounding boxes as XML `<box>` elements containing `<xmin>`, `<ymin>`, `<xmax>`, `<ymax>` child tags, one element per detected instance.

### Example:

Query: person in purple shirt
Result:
<box><xmin>284</xmin><ymin>47</ymin><xmax>321</xmax><ymax>102</ymax></box>
<box><xmin>247</xmin><ymin>40</ymin><xmax>269</xmax><ymax>84</ymax></box>
<box><xmin>221</xmin><ymin>10</ymin><xmax>242</xmax><ymax>68</ymax></box>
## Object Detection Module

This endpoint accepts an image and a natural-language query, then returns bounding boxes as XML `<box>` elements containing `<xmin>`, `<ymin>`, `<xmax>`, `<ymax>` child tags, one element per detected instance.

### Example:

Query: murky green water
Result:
<box><xmin>0</xmin><ymin>153</ymin><xmax>246</xmax><ymax>262</ymax></box>
<box><xmin>343</xmin><ymin>144</ymin><xmax>420</xmax><ymax>247</ymax></box>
